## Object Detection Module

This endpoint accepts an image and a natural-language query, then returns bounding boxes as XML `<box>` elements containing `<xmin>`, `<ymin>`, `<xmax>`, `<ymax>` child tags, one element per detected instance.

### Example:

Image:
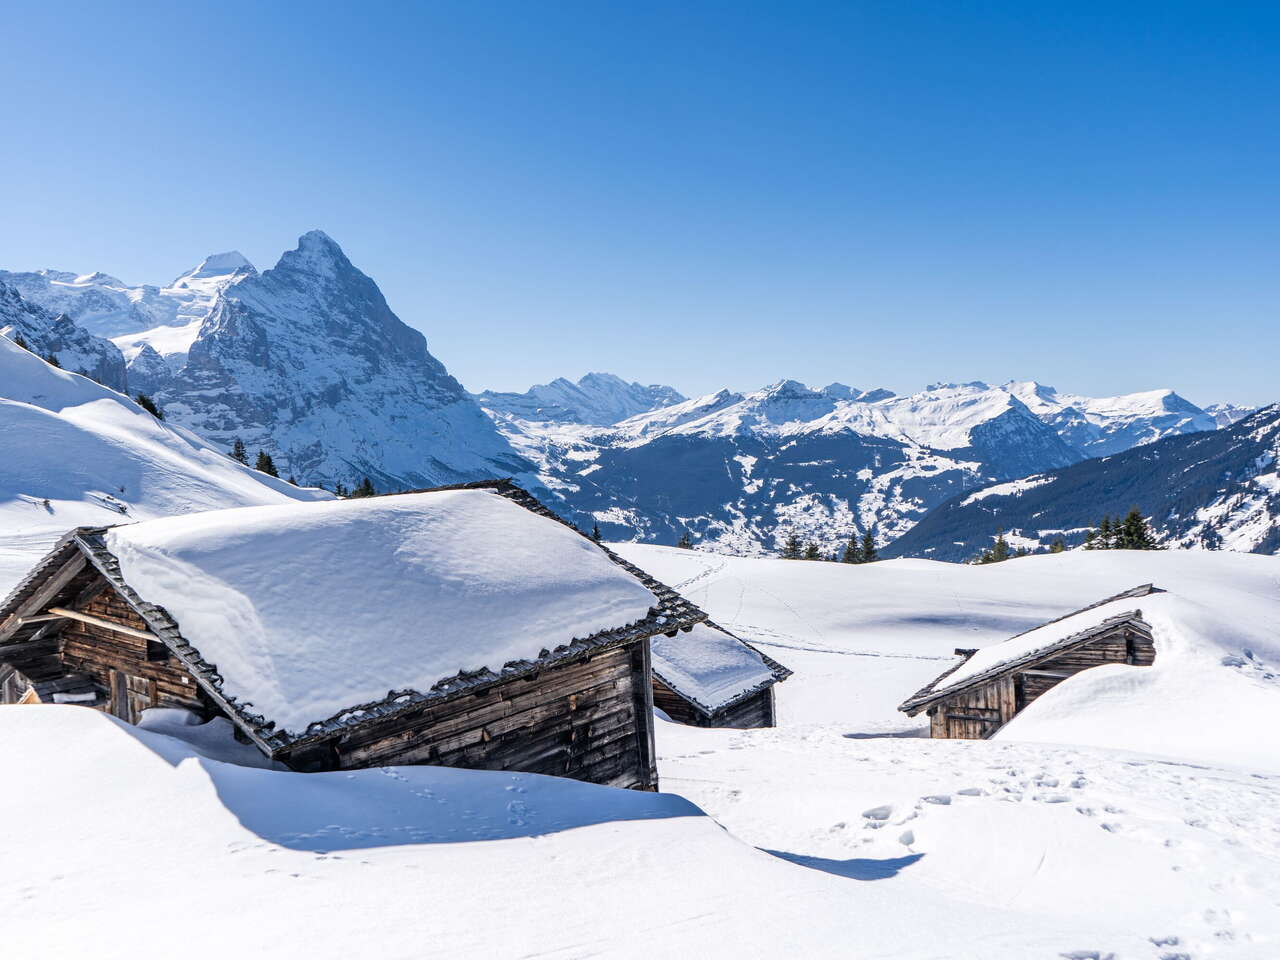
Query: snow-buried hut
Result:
<box><xmin>650</xmin><ymin>621</ymin><xmax>791</xmax><ymax>728</ymax></box>
<box><xmin>0</xmin><ymin>480</ymin><xmax>708</xmax><ymax>788</ymax></box>
<box><xmin>899</xmin><ymin>584</ymin><xmax>1159</xmax><ymax>739</ymax></box>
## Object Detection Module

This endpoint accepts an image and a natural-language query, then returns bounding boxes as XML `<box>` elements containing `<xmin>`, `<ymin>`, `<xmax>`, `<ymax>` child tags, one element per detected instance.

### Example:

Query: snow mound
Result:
<box><xmin>106</xmin><ymin>490</ymin><xmax>659</xmax><ymax>733</ymax></box>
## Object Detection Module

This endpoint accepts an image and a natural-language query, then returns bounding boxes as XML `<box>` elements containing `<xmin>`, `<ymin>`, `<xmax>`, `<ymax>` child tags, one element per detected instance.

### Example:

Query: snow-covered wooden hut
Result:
<box><xmin>0</xmin><ymin>480</ymin><xmax>706</xmax><ymax>788</ymax></box>
<box><xmin>650</xmin><ymin>621</ymin><xmax>791</xmax><ymax>728</ymax></box>
<box><xmin>898</xmin><ymin>585</ymin><xmax>1159</xmax><ymax>739</ymax></box>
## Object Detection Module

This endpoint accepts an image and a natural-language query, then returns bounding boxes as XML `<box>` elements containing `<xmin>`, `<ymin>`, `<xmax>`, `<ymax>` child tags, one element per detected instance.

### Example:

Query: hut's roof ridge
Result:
<box><xmin>0</xmin><ymin>481</ymin><xmax>707</xmax><ymax>755</ymax></box>
<box><xmin>899</xmin><ymin>584</ymin><xmax>1161</xmax><ymax>715</ymax></box>
<box><xmin>650</xmin><ymin>619</ymin><xmax>791</xmax><ymax>717</ymax></box>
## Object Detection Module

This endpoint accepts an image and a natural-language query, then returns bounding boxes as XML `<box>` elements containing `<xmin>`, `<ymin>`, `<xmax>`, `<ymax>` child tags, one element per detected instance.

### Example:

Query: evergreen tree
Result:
<box><xmin>287</xmin><ymin>475</ymin><xmax>298</xmax><ymax>486</ymax></box>
<box><xmin>254</xmin><ymin>450</ymin><xmax>279</xmax><ymax>477</ymax></box>
<box><xmin>351</xmin><ymin>476</ymin><xmax>376</xmax><ymax>498</ymax></box>
<box><xmin>676</xmin><ymin>529</ymin><xmax>693</xmax><ymax>549</ymax></box>
<box><xmin>860</xmin><ymin>529</ymin><xmax>878</xmax><ymax>563</ymax></box>
<box><xmin>841</xmin><ymin>533</ymin><xmax>863</xmax><ymax>564</ymax></box>
<box><xmin>334</xmin><ymin>481</ymin><xmax>350</xmax><ymax>497</ymax></box>
<box><xmin>1049</xmin><ymin>538</ymin><xmax>1066</xmax><ymax>553</ymax></box>
<box><xmin>781</xmin><ymin>533</ymin><xmax>802</xmax><ymax>560</ymax></box>
<box><xmin>1117</xmin><ymin>507</ymin><xmax>1158</xmax><ymax>550</ymax></box>
<box><xmin>135</xmin><ymin>393</ymin><xmax>164</xmax><ymax>420</ymax></box>
<box><xmin>231</xmin><ymin>438</ymin><xmax>249</xmax><ymax>464</ymax></box>
<box><xmin>592</xmin><ymin>523</ymin><xmax>604</xmax><ymax>543</ymax></box>
<box><xmin>13</xmin><ymin>334</ymin><xmax>28</xmax><ymax>350</ymax></box>
<box><xmin>44</xmin><ymin>352</ymin><xmax>61</xmax><ymax>368</ymax></box>
<box><xmin>1098</xmin><ymin>515</ymin><xmax>1113</xmax><ymax>550</ymax></box>
<box><xmin>1082</xmin><ymin>529</ymin><xmax>1097</xmax><ymax>550</ymax></box>
<box><xmin>989</xmin><ymin>529</ymin><xmax>1011</xmax><ymax>563</ymax></box>
<box><xmin>803</xmin><ymin>542</ymin><xmax>822</xmax><ymax>561</ymax></box>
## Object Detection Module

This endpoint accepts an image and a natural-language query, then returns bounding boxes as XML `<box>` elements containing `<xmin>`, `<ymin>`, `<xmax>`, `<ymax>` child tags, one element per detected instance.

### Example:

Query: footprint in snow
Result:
<box><xmin>862</xmin><ymin>804</ymin><xmax>893</xmax><ymax>821</ymax></box>
<box><xmin>922</xmin><ymin>794</ymin><xmax>951</xmax><ymax>805</ymax></box>
<box><xmin>957</xmin><ymin>787</ymin><xmax>986</xmax><ymax>796</ymax></box>
<box><xmin>1036</xmin><ymin>794</ymin><xmax>1070</xmax><ymax>804</ymax></box>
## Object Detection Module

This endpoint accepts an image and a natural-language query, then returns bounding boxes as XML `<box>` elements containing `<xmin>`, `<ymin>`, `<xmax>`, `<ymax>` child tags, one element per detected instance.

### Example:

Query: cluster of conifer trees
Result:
<box><xmin>1082</xmin><ymin>508</ymin><xmax>1160</xmax><ymax>550</ymax></box>
<box><xmin>778</xmin><ymin>529</ymin><xmax>879</xmax><ymax>563</ymax></box>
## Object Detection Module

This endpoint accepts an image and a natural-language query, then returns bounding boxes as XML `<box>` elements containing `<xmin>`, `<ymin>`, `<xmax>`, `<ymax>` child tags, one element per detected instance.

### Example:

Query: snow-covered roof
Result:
<box><xmin>900</xmin><ymin>584</ymin><xmax>1158</xmax><ymax>713</ymax></box>
<box><xmin>1</xmin><ymin>481</ymin><xmax>706</xmax><ymax>751</ymax></box>
<box><xmin>651</xmin><ymin>621</ymin><xmax>790</xmax><ymax>715</ymax></box>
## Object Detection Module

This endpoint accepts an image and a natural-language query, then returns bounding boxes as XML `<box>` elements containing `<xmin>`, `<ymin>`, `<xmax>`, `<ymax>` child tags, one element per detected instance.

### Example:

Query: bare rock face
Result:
<box><xmin>157</xmin><ymin>231</ymin><xmax>535</xmax><ymax>491</ymax></box>
<box><xmin>0</xmin><ymin>281</ymin><xmax>128</xmax><ymax>391</ymax></box>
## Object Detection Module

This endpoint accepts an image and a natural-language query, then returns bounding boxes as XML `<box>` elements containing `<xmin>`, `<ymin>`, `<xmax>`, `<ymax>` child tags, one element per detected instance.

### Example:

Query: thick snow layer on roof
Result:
<box><xmin>929</xmin><ymin>595</ymin><xmax>1149</xmax><ymax>694</ymax></box>
<box><xmin>651</xmin><ymin>622</ymin><xmax>776</xmax><ymax>711</ymax></box>
<box><xmin>106</xmin><ymin>490</ymin><xmax>658</xmax><ymax>733</ymax></box>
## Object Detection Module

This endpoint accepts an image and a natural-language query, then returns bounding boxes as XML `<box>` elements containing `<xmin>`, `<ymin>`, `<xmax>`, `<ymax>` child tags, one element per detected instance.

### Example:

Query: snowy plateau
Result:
<box><xmin>1</xmin><ymin>280</ymin><xmax>1279</xmax><ymax>958</ymax></box>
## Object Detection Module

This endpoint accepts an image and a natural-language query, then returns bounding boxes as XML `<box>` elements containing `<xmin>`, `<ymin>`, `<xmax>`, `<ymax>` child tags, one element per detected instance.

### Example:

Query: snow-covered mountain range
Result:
<box><xmin>882</xmin><ymin>403</ymin><xmax>1280</xmax><ymax>561</ymax></box>
<box><xmin>493</xmin><ymin>378</ymin><xmax>1234</xmax><ymax>555</ymax></box>
<box><xmin>476</xmin><ymin>373</ymin><xmax>685</xmax><ymax>425</ymax></box>
<box><xmin>3</xmin><ymin>232</ymin><xmax>1260</xmax><ymax>554</ymax></box>
<box><xmin>5</xmin><ymin>234</ymin><xmax>536</xmax><ymax>492</ymax></box>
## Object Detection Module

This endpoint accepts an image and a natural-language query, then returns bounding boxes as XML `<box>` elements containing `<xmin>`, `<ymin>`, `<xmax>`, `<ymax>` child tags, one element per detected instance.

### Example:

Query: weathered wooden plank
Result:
<box><xmin>0</xmin><ymin>552</ymin><xmax>88</xmax><ymax>640</ymax></box>
<box><xmin>47</xmin><ymin>607</ymin><xmax>159</xmax><ymax>643</ymax></box>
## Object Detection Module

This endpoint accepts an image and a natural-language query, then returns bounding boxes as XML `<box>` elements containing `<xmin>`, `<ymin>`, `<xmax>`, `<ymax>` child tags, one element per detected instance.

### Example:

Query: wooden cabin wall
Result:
<box><xmin>653</xmin><ymin>678</ymin><xmax>776</xmax><ymax>729</ymax></box>
<box><xmin>316</xmin><ymin>642</ymin><xmax>657</xmax><ymax>790</ymax></box>
<box><xmin>715</xmin><ymin>688</ymin><xmax>775</xmax><ymax>729</ymax></box>
<box><xmin>57</xmin><ymin>585</ymin><xmax>208</xmax><ymax>722</ymax></box>
<box><xmin>927</xmin><ymin>675</ymin><xmax>1015</xmax><ymax>739</ymax></box>
<box><xmin>651</xmin><ymin>676</ymin><xmax>700</xmax><ymax>725</ymax></box>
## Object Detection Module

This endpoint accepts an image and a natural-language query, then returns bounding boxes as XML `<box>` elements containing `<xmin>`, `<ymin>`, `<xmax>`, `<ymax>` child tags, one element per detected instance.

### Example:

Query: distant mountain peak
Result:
<box><xmin>476</xmin><ymin>373</ymin><xmax>686</xmax><ymax>426</ymax></box>
<box><xmin>184</xmin><ymin>251</ymin><xmax>255</xmax><ymax>280</ymax></box>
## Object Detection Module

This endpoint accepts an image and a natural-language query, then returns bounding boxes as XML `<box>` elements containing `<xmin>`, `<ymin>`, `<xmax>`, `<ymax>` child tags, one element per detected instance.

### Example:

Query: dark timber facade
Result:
<box><xmin>0</xmin><ymin>481</ymin><xmax>706</xmax><ymax>789</ymax></box>
<box><xmin>899</xmin><ymin>585</ymin><xmax>1159</xmax><ymax>740</ymax></box>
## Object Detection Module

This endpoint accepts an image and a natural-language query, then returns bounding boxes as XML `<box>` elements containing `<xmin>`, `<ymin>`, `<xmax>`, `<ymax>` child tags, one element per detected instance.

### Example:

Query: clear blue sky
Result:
<box><xmin>3</xmin><ymin>2</ymin><xmax>1277</xmax><ymax>406</ymax></box>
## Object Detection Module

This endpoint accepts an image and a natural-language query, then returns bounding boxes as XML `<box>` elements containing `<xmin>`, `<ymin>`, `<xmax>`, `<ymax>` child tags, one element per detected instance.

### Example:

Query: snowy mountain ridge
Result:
<box><xmin>0</xmin><ymin>280</ymin><xmax>127</xmax><ymax>391</ymax></box>
<box><xmin>884</xmin><ymin>403</ymin><xmax>1280</xmax><ymax>560</ymax></box>
<box><xmin>492</xmin><ymin>376</ymin><xmax>1229</xmax><ymax>556</ymax></box>
<box><xmin>475</xmin><ymin>372</ymin><xmax>686</xmax><ymax>425</ymax></box>
<box><xmin>154</xmin><ymin>230</ymin><xmax>536</xmax><ymax>491</ymax></box>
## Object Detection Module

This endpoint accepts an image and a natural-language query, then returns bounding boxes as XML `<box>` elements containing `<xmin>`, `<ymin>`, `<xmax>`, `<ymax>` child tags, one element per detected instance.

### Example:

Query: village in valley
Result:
<box><xmin>4</xmin><ymin>4</ymin><xmax>1280</xmax><ymax>958</ymax></box>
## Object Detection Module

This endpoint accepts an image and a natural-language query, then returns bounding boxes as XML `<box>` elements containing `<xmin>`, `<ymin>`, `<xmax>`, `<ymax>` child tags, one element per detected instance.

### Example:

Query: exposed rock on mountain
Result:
<box><xmin>157</xmin><ymin>231</ymin><xmax>535</xmax><ymax>491</ymax></box>
<box><xmin>0</xmin><ymin>281</ymin><xmax>127</xmax><ymax>391</ymax></box>
<box><xmin>882</xmin><ymin>404</ymin><xmax>1280</xmax><ymax>561</ymax></box>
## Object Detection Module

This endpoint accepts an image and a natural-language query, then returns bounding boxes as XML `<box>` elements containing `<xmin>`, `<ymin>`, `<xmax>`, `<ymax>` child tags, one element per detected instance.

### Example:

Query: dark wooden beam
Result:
<box><xmin>0</xmin><ymin>552</ymin><xmax>88</xmax><ymax>641</ymax></box>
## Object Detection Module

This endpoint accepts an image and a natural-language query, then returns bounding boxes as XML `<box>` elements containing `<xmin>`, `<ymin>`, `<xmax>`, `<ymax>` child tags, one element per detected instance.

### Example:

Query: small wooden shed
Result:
<box><xmin>650</xmin><ymin>621</ymin><xmax>791</xmax><ymax>728</ymax></box>
<box><xmin>0</xmin><ymin>480</ymin><xmax>706</xmax><ymax>789</ymax></box>
<box><xmin>899</xmin><ymin>584</ymin><xmax>1159</xmax><ymax>739</ymax></box>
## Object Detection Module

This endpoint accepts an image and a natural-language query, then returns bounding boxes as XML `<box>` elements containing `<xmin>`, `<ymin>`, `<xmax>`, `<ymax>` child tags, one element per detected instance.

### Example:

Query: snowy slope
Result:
<box><xmin>106</xmin><ymin>490</ymin><xmax>657</xmax><ymax>734</ymax></box>
<box><xmin>615</xmin><ymin>543</ymin><xmax>1280</xmax><ymax>770</ymax></box>
<box><xmin>0</xmin><ymin>336</ymin><xmax>327</xmax><ymax>595</ymax></box>
<box><xmin>2</xmin><ymin>545</ymin><xmax>1278</xmax><ymax>957</ymax></box>
<box><xmin>886</xmin><ymin>404</ymin><xmax>1280</xmax><ymax>560</ymax></box>
<box><xmin>0</xmin><ymin>280</ymin><xmax>127</xmax><ymax>390</ymax></box>
<box><xmin>475</xmin><ymin>372</ymin><xmax>685</xmax><ymax>425</ymax></box>
<box><xmin>155</xmin><ymin>231</ymin><xmax>535</xmax><ymax>491</ymax></box>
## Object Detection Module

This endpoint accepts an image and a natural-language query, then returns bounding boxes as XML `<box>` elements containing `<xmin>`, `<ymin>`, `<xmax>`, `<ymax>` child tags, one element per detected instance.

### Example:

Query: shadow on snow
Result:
<box><xmin>763</xmin><ymin>850</ymin><xmax>925</xmax><ymax>880</ymax></box>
